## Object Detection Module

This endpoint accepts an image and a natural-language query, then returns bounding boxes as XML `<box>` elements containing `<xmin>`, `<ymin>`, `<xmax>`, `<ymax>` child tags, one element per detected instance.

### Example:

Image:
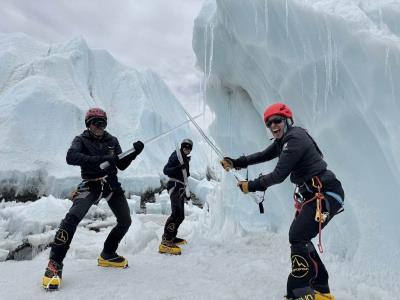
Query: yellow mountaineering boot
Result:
<box><xmin>315</xmin><ymin>291</ymin><xmax>335</xmax><ymax>300</ymax></box>
<box><xmin>42</xmin><ymin>260</ymin><xmax>63</xmax><ymax>290</ymax></box>
<box><xmin>97</xmin><ymin>252</ymin><xmax>128</xmax><ymax>268</ymax></box>
<box><xmin>159</xmin><ymin>238</ymin><xmax>181</xmax><ymax>255</ymax></box>
<box><xmin>173</xmin><ymin>237</ymin><xmax>187</xmax><ymax>245</ymax></box>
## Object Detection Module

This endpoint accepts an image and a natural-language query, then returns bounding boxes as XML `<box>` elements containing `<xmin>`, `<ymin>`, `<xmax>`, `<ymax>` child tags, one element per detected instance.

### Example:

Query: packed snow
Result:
<box><xmin>1</xmin><ymin>0</ymin><xmax>400</xmax><ymax>299</ymax></box>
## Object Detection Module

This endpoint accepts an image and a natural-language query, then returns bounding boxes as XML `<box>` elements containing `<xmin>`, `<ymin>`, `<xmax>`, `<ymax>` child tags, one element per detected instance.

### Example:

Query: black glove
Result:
<box><xmin>248</xmin><ymin>178</ymin><xmax>266</xmax><ymax>192</ymax></box>
<box><xmin>102</xmin><ymin>154</ymin><xmax>118</xmax><ymax>166</ymax></box>
<box><xmin>133</xmin><ymin>140</ymin><xmax>144</xmax><ymax>155</ymax></box>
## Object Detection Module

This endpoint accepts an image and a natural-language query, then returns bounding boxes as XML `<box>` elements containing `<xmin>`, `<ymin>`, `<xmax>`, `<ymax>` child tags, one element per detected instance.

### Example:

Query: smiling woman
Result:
<box><xmin>221</xmin><ymin>102</ymin><xmax>344</xmax><ymax>299</ymax></box>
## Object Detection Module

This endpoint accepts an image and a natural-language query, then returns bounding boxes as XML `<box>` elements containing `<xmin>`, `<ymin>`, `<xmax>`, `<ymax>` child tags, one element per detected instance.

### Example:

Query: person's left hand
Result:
<box><xmin>237</xmin><ymin>181</ymin><xmax>249</xmax><ymax>193</ymax></box>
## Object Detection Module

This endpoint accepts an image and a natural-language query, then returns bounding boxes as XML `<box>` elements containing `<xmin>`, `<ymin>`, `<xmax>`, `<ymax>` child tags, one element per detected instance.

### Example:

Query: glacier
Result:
<box><xmin>193</xmin><ymin>0</ymin><xmax>400</xmax><ymax>296</ymax></box>
<box><xmin>0</xmin><ymin>33</ymin><xmax>209</xmax><ymax>200</ymax></box>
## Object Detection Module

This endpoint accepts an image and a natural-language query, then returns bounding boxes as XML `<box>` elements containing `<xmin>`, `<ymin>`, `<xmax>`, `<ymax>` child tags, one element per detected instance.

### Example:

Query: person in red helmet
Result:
<box><xmin>221</xmin><ymin>103</ymin><xmax>344</xmax><ymax>300</ymax></box>
<box><xmin>42</xmin><ymin>107</ymin><xmax>144</xmax><ymax>290</ymax></box>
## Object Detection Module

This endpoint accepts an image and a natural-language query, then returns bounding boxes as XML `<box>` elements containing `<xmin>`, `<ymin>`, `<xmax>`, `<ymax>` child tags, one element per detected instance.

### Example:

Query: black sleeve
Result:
<box><xmin>115</xmin><ymin>139</ymin><xmax>137</xmax><ymax>171</ymax></box>
<box><xmin>163</xmin><ymin>152</ymin><xmax>181</xmax><ymax>177</ymax></box>
<box><xmin>245</xmin><ymin>142</ymin><xmax>280</xmax><ymax>166</ymax></box>
<box><xmin>66</xmin><ymin>136</ymin><xmax>101</xmax><ymax>167</ymax></box>
<box><xmin>252</xmin><ymin>135</ymin><xmax>307</xmax><ymax>190</ymax></box>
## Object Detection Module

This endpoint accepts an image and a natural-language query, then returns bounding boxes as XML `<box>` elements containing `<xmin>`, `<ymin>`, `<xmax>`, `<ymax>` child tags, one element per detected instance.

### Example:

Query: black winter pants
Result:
<box><xmin>163</xmin><ymin>183</ymin><xmax>185</xmax><ymax>240</ymax></box>
<box><xmin>49</xmin><ymin>190</ymin><xmax>131</xmax><ymax>264</ymax></box>
<box><xmin>286</xmin><ymin>192</ymin><xmax>343</xmax><ymax>299</ymax></box>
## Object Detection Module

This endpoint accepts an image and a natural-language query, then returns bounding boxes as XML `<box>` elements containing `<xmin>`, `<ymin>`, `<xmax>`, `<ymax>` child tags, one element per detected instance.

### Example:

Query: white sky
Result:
<box><xmin>0</xmin><ymin>0</ymin><xmax>204</xmax><ymax>110</ymax></box>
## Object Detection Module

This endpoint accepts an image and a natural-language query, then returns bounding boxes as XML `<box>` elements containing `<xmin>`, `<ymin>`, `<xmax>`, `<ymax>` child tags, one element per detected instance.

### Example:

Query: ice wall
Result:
<box><xmin>193</xmin><ymin>0</ymin><xmax>400</xmax><ymax>281</ymax></box>
<box><xmin>0</xmin><ymin>33</ymin><xmax>208</xmax><ymax>199</ymax></box>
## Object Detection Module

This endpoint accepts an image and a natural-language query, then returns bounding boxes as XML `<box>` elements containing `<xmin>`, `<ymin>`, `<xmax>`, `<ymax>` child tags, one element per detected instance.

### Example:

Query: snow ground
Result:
<box><xmin>0</xmin><ymin>205</ymin><xmax>397</xmax><ymax>300</ymax></box>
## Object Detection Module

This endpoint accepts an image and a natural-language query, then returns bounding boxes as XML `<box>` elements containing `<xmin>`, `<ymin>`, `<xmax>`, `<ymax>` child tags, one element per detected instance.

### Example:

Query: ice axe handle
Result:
<box><xmin>99</xmin><ymin>148</ymin><xmax>136</xmax><ymax>170</ymax></box>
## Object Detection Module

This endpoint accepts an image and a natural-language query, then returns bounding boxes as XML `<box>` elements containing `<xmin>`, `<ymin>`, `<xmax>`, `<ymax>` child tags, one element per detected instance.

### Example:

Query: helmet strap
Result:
<box><xmin>283</xmin><ymin>118</ymin><xmax>293</xmax><ymax>135</ymax></box>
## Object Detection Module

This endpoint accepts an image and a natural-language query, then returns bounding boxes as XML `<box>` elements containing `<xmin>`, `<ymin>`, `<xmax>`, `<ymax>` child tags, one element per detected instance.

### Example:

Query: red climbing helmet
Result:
<box><xmin>263</xmin><ymin>102</ymin><xmax>293</xmax><ymax>123</ymax></box>
<box><xmin>85</xmin><ymin>107</ymin><xmax>107</xmax><ymax>127</ymax></box>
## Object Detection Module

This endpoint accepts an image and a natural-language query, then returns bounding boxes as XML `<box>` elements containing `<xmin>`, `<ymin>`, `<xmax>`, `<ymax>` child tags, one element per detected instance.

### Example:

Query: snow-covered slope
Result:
<box><xmin>193</xmin><ymin>0</ymin><xmax>400</xmax><ymax>296</ymax></box>
<box><xmin>0</xmin><ymin>33</ymin><xmax>208</xmax><ymax>199</ymax></box>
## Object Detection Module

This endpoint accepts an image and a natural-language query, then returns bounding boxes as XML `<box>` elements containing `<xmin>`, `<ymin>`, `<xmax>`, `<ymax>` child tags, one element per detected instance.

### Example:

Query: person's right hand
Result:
<box><xmin>220</xmin><ymin>157</ymin><xmax>236</xmax><ymax>171</ymax></box>
<box><xmin>102</xmin><ymin>154</ymin><xmax>118</xmax><ymax>166</ymax></box>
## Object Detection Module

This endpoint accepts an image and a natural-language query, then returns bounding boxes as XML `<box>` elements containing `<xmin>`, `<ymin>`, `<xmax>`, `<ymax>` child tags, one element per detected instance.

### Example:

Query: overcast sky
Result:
<box><xmin>1</xmin><ymin>0</ymin><xmax>204</xmax><ymax>111</ymax></box>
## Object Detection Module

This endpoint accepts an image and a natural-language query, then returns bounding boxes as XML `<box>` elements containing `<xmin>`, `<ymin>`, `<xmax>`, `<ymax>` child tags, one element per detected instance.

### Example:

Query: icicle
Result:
<box><xmin>324</xmin><ymin>20</ymin><xmax>333</xmax><ymax>112</ymax></box>
<box><xmin>378</xmin><ymin>4</ymin><xmax>383</xmax><ymax>30</ymax></box>
<box><xmin>264</xmin><ymin>0</ymin><xmax>269</xmax><ymax>36</ymax></box>
<box><xmin>208</xmin><ymin>23</ymin><xmax>215</xmax><ymax>81</ymax></box>
<box><xmin>385</xmin><ymin>47</ymin><xmax>390</xmax><ymax>75</ymax></box>
<box><xmin>334</xmin><ymin>38</ymin><xmax>339</xmax><ymax>88</ymax></box>
<box><xmin>385</xmin><ymin>47</ymin><xmax>396</xmax><ymax>105</ymax></box>
<box><xmin>254</xmin><ymin>0</ymin><xmax>259</xmax><ymax>39</ymax></box>
<box><xmin>228</xmin><ymin>90</ymin><xmax>233</xmax><ymax>154</ymax></box>
<box><xmin>203</xmin><ymin>23</ymin><xmax>208</xmax><ymax>100</ymax></box>
<box><xmin>312</xmin><ymin>63</ymin><xmax>318</xmax><ymax>124</ymax></box>
<box><xmin>285</xmin><ymin>0</ymin><xmax>289</xmax><ymax>37</ymax></box>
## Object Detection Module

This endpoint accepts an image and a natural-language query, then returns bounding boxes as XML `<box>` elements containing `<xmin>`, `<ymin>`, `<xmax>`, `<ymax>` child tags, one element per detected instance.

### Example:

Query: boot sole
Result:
<box><xmin>97</xmin><ymin>258</ymin><xmax>129</xmax><ymax>268</ymax></box>
<box><xmin>43</xmin><ymin>285</ymin><xmax>59</xmax><ymax>291</ymax></box>
<box><xmin>159</xmin><ymin>244</ymin><xmax>181</xmax><ymax>255</ymax></box>
<box><xmin>42</xmin><ymin>276</ymin><xmax>61</xmax><ymax>291</ymax></box>
<box><xmin>158</xmin><ymin>250</ymin><xmax>181</xmax><ymax>255</ymax></box>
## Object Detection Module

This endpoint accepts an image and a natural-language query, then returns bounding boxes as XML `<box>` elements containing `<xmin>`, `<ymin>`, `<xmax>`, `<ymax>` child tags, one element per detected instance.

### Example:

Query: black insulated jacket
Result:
<box><xmin>163</xmin><ymin>150</ymin><xmax>190</xmax><ymax>183</ymax></box>
<box><xmin>66</xmin><ymin>130</ymin><xmax>138</xmax><ymax>188</ymax></box>
<box><xmin>243</xmin><ymin>126</ymin><xmax>340</xmax><ymax>194</ymax></box>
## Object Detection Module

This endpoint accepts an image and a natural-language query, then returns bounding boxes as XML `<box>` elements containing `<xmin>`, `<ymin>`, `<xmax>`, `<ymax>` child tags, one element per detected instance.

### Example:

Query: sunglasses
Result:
<box><xmin>91</xmin><ymin>118</ymin><xmax>107</xmax><ymax>128</ymax></box>
<box><xmin>182</xmin><ymin>143</ymin><xmax>192</xmax><ymax>151</ymax></box>
<box><xmin>266</xmin><ymin>117</ymin><xmax>285</xmax><ymax>128</ymax></box>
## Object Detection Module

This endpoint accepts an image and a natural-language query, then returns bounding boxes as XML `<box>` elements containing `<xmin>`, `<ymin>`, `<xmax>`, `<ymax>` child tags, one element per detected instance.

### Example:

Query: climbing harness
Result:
<box><xmin>293</xmin><ymin>176</ymin><xmax>327</xmax><ymax>253</ymax></box>
<box><xmin>71</xmin><ymin>175</ymin><xmax>113</xmax><ymax>204</ymax></box>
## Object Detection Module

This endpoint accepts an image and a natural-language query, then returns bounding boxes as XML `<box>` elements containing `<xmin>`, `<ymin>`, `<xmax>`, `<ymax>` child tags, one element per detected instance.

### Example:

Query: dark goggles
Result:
<box><xmin>182</xmin><ymin>143</ymin><xmax>192</xmax><ymax>151</ymax></box>
<box><xmin>266</xmin><ymin>116</ymin><xmax>285</xmax><ymax>128</ymax></box>
<box><xmin>91</xmin><ymin>118</ymin><xmax>107</xmax><ymax>128</ymax></box>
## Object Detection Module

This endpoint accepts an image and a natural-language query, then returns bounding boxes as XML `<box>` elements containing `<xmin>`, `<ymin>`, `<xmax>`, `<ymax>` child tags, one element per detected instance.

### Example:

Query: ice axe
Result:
<box><xmin>179</xmin><ymin>105</ymin><xmax>265</xmax><ymax>213</ymax></box>
<box><xmin>100</xmin><ymin>113</ymin><xmax>202</xmax><ymax>170</ymax></box>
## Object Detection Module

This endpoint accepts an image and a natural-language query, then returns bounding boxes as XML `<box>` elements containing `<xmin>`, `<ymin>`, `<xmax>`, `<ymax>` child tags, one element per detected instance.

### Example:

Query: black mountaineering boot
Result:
<box><xmin>98</xmin><ymin>251</ymin><xmax>128</xmax><ymax>268</ymax></box>
<box><xmin>42</xmin><ymin>259</ymin><xmax>63</xmax><ymax>290</ymax></box>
